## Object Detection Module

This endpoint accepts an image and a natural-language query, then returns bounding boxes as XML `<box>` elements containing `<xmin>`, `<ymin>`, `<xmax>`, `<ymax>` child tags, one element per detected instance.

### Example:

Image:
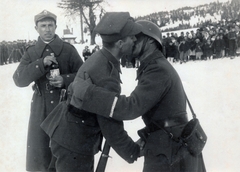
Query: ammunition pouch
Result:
<box><xmin>180</xmin><ymin>118</ymin><xmax>207</xmax><ymax>156</ymax></box>
<box><xmin>32</xmin><ymin>83</ymin><xmax>41</xmax><ymax>96</ymax></box>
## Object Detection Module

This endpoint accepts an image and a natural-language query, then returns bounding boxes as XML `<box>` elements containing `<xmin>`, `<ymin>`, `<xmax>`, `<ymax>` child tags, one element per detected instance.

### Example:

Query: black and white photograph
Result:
<box><xmin>0</xmin><ymin>0</ymin><xmax>240</xmax><ymax>171</ymax></box>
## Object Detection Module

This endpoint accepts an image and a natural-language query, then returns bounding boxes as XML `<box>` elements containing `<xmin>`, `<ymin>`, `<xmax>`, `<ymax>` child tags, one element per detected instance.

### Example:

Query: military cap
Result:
<box><xmin>94</xmin><ymin>12</ymin><xmax>142</xmax><ymax>42</ymax></box>
<box><xmin>34</xmin><ymin>10</ymin><xmax>57</xmax><ymax>24</ymax></box>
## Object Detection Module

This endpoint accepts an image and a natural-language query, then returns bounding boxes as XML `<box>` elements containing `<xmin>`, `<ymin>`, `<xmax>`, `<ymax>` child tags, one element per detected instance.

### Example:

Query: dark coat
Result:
<box><xmin>213</xmin><ymin>38</ymin><xmax>225</xmax><ymax>52</ymax></box>
<box><xmin>79</xmin><ymin>50</ymin><xmax>206</xmax><ymax>171</ymax></box>
<box><xmin>179</xmin><ymin>41</ymin><xmax>190</xmax><ymax>52</ymax></box>
<box><xmin>13</xmin><ymin>35</ymin><xmax>83</xmax><ymax>171</ymax></box>
<box><xmin>41</xmin><ymin>47</ymin><xmax>140</xmax><ymax>165</ymax></box>
<box><xmin>203</xmin><ymin>42</ymin><xmax>213</xmax><ymax>57</ymax></box>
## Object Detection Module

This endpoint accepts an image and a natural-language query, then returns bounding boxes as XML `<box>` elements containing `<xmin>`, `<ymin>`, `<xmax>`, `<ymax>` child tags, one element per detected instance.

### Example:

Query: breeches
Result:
<box><xmin>50</xmin><ymin>140</ymin><xmax>94</xmax><ymax>172</ymax></box>
<box><xmin>143</xmin><ymin>150</ymin><xmax>206</xmax><ymax>172</ymax></box>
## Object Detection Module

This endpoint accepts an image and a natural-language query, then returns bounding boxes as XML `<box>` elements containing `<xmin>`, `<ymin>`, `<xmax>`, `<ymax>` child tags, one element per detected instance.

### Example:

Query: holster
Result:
<box><xmin>32</xmin><ymin>83</ymin><xmax>41</xmax><ymax>96</ymax></box>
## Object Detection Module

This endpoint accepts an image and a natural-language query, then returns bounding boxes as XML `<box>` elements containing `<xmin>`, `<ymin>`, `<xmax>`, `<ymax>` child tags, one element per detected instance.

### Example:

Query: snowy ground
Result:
<box><xmin>1</xmin><ymin>54</ymin><xmax>240</xmax><ymax>172</ymax></box>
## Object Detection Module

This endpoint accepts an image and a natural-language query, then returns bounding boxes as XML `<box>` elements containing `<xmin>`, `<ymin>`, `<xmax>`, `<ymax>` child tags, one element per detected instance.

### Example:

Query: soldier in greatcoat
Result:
<box><xmin>13</xmin><ymin>10</ymin><xmax>83</xmax><ymax>171</ymax></box>
<box><xmin>41</xmin><ymin>12</ymin><xmax>142</xmax><ymax>172</ymax></box>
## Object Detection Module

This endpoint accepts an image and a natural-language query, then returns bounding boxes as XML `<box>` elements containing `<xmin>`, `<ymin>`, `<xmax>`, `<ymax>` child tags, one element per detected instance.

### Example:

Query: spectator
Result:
<box><xmin>212</xmin><ymin>34</ymin><xmax>224</xmax><ymax>58</ymax></box>
<box><xmin>91</xmin><ymin>45</ymin><xmax>100</xmax><ymax>54</ymax></box>
<box><xmin>228</xmin><ymin>26</ymin><xmax>237</xmax><ymax>58</ymax></box>
<box><xmin>178</xmin><ymin>37</ymin><xmax>190</xmax><ymax>63</ymax></box>
<box><xmin>195</xmin><ymin>38</ymin><xmax>203</xmax><ymax>60</ymax></box>
<box><xmin>82</xmin><ymin>45</ymin><xmax>92</xmax><ymax>61</ymax></box>
<box><xmin>203</xmin><ymin>39</ymin><xmax>214</xmax><ymax>60</ymax></box>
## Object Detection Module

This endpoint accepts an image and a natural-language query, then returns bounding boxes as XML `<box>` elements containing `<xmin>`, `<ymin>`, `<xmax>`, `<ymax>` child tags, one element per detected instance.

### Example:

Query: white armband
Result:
<box><xmin>109</xmin><ymin>97</ymin><xmax>118</xmax><ymax>118</ymax></box>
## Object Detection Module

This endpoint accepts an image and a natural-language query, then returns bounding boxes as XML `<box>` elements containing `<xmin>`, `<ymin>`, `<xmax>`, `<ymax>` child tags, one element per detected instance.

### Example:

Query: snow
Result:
<box><xmin>1</xmin><ymin>56</ymin><xmax>240</xmax><ymax>172</ymax></box>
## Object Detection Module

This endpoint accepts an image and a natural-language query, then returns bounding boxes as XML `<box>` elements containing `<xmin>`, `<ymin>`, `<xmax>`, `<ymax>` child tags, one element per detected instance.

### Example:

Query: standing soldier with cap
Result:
<box><xmin>13</xmin><ymin>10</ymin><xmax>83</xmax><ymax>172</ymax></box>
<box><xmin>41</xmin><ymin>12</ymin><xmax>142</xmax><ymax>172</ymax></box>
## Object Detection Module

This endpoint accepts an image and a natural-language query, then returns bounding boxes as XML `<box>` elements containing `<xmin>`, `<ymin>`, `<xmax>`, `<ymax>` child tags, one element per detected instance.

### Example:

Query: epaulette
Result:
<box><xmin>25</xmin><ymin>44</ymin><xmax>35</xmax><ymax>50</ymax></box>
<box><xmin>63</xmin><ymin>41</ymin><xmax>77</xmax><ymax>48</ymax></box>
<box><xmin>63</xmin><ymin>42</ymin><xmax>79</xmax><ymax>51</ymax></box>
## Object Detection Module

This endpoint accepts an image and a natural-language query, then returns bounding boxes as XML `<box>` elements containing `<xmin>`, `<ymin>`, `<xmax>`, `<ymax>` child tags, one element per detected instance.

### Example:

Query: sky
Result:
<box><xmin>0</xmin><ymin>0</ymin><xmax>230</xmax><ymax>42</ymax></box>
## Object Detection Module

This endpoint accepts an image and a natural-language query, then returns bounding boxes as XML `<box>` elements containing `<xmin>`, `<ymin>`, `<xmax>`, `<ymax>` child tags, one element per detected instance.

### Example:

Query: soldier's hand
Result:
<box><xmin>43</xmin><ymin>55</ymin><xmax>58</xmax><ymax>67</ymax></box>
<box><xmin>135</xmin><ymin>138</ymin><xmax>145</xmax><ymax>157</ymax></box>
<box><xmin>48</xmin><ymin>75</ymin><xmax>64</xmax><ymax>88</ymax></box>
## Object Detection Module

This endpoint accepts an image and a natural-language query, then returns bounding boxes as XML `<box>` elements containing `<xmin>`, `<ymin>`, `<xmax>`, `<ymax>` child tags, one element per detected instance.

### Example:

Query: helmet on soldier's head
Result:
<box><xmin>136</xmin><ymin>20</ymin><xmax>162</xmax><ymax>50</ymax></box>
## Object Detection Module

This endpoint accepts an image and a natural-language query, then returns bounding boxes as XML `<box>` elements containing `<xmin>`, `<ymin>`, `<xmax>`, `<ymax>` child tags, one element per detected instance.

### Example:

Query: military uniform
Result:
<box><xmin>13</xmin><ymin>10</ymin><xmax>83</xmax><ymax>171</ymax></box>
<box><xmin>0</xmin><ymin>41</ymin><xmax>9</xmax><ymax>65</ymax></box>
<box><xmin>41</xmin><ymin>12</ymin><xmax>142</xmax><ymax>172</ymax></box>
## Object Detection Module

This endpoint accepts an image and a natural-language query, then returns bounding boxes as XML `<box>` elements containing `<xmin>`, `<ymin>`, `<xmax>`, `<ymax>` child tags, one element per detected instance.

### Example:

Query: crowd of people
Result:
<box><xmin>0</xmin><ymin>40</ymin><xmax>36</xmax><ymax>65</ymax></box>
<box><xmin>126</xmin><ymin>0</ymin><xmax>240</xmax><ymax>65</ymax></box>
<box><xmin>162</xmin><ymin>20</ymin><xmax>240</xmax><ymax>64</ymax></box>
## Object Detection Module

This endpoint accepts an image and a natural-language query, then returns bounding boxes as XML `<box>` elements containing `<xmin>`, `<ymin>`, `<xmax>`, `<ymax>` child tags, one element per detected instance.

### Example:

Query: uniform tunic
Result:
<box><xmin>41</xmin><ymin>47</ymin><xmax>140</xmax><ymax>171</ymax></box>
<box><xmin>13</xmin><ymin>35</ymin><xmax>83</xmax><ymax>171</ymax></box>
<box><xmin>79</xmin><ymin>49</ymin><xmax>206</xmax><ymax>171</ymax></box>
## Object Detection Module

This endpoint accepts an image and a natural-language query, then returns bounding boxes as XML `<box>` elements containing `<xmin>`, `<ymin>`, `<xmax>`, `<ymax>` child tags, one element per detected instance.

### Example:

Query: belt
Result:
<box><xmin>68</xmin><ymin>104</ymin><xmax>98</xmax><ymax>127</ymax></box>
<box><xmin>148</xmin><ymin>114</ymin><xmax>188</xmax><ymax>133</ymax></box>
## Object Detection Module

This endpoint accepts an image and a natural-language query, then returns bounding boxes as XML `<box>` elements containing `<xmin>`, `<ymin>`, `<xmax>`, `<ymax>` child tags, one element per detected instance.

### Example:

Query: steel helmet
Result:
<box><xmin>136</xmin><ymin>20</ymin><xmax>162</xmax><ymax>49</ymax></box>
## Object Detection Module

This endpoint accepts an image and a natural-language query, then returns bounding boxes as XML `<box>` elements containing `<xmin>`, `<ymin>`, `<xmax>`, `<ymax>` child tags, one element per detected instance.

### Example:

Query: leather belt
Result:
<box><xmin>148</xmin><ymin>114</ymin><xmax>188</xmax><ymax>133</ymax></box>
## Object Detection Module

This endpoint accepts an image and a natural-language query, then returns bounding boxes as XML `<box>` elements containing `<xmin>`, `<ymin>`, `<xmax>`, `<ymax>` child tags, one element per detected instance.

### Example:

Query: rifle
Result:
<box><xmin>95</xmin><ymin>141</ymin><xmax>111</xmax><ymax>172</ymax></box>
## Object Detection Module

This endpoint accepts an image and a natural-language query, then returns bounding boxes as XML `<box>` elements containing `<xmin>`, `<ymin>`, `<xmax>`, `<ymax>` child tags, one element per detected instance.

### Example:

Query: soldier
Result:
<box><xmin>7</xmin><ymin>41</ymin><xmax>14</xmax><ymax>64</ymax></box>
<box><xmin>2</xmin><ymin>41</ymin><xmax>9</xmax><ymax>65</ymax></box>
<box><xmin>0</xmin><ymin>41</ymin><xmax>8</xmax><ymax>65</ymax></box>
<box><xmin>13</xmin><ymin>10</ymin><xmax>83</xmax><ymax>172</ymax></box>
<box><xmin>41</xmin><ymin>12</ymin><xmax>142</xmax><ymax>172</ymax></box>
<box><xmin>12</xmin><ymin>41</ymin><xmax>19</xmax><ymax>62</ymax></box>
<box><xmin>0</xmin><ymin>42</ymin><xmax>2</xmax><ymax>65</ymax></box>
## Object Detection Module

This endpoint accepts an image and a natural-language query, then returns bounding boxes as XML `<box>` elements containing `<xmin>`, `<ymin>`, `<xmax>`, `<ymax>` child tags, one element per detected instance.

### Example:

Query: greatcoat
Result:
<box><xmin>13</xmin><ymin>35</ymin><xmax>83</xmax><ymax>171</ymax></box>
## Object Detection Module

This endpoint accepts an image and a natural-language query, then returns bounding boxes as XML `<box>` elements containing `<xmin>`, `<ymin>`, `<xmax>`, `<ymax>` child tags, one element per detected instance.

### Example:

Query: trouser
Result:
<box><xmin>143</xmin><ymin>150</ymin><xmax>206</xmax><ymax>172</ymax></box>
<box><xmin>50</xmin><ymin>140</ymin><xmax>94</xmax><ymax>172</ymax></box>
<box><xmin>180</xmin><ymin>51</ymin><xmax>188</xmax><ymax>62</ymax></box>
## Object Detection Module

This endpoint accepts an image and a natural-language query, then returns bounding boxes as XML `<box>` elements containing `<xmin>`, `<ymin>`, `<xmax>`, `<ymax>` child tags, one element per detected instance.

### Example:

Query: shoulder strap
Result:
<box><xmin>151</xmin><ymin>89</ymin><xmax>196</xmax><ymax>142</ymax></box>
<box><xmin>184</xmin><ymin>90</ymin><xmax>197</xmax><ymax>119</ymax></box>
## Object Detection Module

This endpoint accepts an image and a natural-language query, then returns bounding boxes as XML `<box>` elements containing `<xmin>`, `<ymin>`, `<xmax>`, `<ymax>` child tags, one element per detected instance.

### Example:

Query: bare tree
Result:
<box><xmin>58</xmin><ymin>0</ymin><xmax>105</xmax><ymax>45</ymax></box>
